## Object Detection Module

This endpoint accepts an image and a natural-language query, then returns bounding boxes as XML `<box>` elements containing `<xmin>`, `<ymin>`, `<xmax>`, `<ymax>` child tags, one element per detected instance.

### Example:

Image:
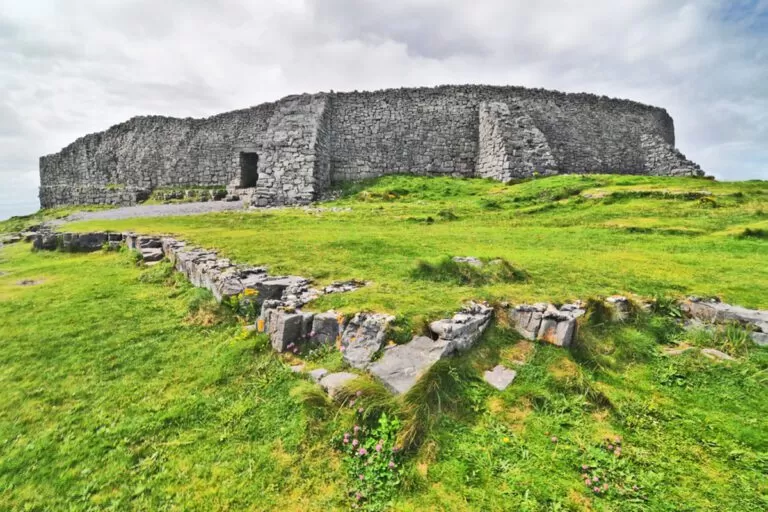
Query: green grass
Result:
<box><xmin>0</xmin><ymin>243</ymin><xmax>766</xmax><ymax>510</ymax></box>
<box><xmin>2</xmin><ymin>174</ymin><xmax>767</xmax><ymax>510</ymax></box>
<box><xmin>0</xmin><ymin>205</ymin><xmax>114</xmax><ymax>234</ymax></box>
<box><xmin>64</xmin><ymin>174</ymin><xmax>768</xmax><ymax>321</ymax></box>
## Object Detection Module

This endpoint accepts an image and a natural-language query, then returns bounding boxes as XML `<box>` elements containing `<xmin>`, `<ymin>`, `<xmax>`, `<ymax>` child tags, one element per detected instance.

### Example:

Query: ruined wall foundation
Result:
<box><xmin>39</xmin><ymin>85</ymin><xmax>704</xmax><ymax>208</ymax></box>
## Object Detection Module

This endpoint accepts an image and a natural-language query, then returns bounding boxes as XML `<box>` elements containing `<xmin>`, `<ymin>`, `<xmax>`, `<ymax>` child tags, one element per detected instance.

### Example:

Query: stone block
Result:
<box><xmin>483</xmin><ymin>365</ymin><xmax>517</xmax><ymax>391</ymax></box>
<box><xmin>270</xmin><ymin>310</ymin><xmax>304</xmax><ymax>352</ymax></box>
<box><xmin>310</xmin><ymin>311</ymin><xmax>342</xmax><ymax>345</ymax></box>
<box><xmin>341</xmin><ymin>313</ymin><xmax>395</xmax><ymax>369</ymax></box>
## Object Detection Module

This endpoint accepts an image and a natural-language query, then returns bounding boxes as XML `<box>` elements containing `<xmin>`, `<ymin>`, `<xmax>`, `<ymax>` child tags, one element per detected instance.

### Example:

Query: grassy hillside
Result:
<box><xmin>2</xmin><ymin>175</ymin><xmax>767</xmax><ymax>510</ymax></box>
<box><xmin>66</xmin><ymin>175</ymin><xmax>768</xmax><ymax>320</ymax></box>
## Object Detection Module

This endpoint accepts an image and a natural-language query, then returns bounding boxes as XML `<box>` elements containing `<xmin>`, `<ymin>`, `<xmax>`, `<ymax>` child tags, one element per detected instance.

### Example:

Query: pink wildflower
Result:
<box><xmin>388</xmin><ymin>460</ymin><xmax>396</xmax><ymax>469</ymax></box>
<box><xmin>358</xmin><ymin>407</ymin><xmax>364</xmax><ymax>414</ymax></box>
<box><xmin>356</xmin><ymin>390</ymin><xmax>363</xmax><ymax>397</ymax></box>
<box><xmin>359</xmin><ymin>474</ymin><xmax>364</xmax><ymax>480</ymax></box>
<box><xmin>375</xmin><ymin>443</ymin><xmax>383</xmax><ymax>452</ymax></box>
<box><xmin>353</xmin><ymin>425</ymin><xmax>360</xmax><ymax>433</ymax></box>
<box><xmin>593</xmin><ymin>486</ymin><xmax>600</xmax><ymax>493</ymax></box>
<box><xmin>349</xmin><ymin>399</ymin><xmax>356</xmax><ymax>407</ymax></box>
<box><xmin>352</xmin><ymin>439</ymin><xmax>359</xmax><ymax>447</ymax></box>
<box><xmin>358</xmin><ymin>448</ymin><xmax>367</xmax><ymax>456</ymax></box>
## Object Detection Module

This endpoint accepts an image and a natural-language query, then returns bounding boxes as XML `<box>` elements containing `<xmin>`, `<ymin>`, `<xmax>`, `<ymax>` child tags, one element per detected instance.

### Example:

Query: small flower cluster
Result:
<box><xmin>604</xmin><ymin>436</ymin><xmax>622</xmax><ymax>457</ymax></box>
<box><xmin>348</xmin><ymin>390</ymin><xmax>365</xmax><ymax>414</ymax></box>
<box><xmin>338</xmin><ymin>411</ymin><xmax>402</xmax><ymax>509</ymax></box>
<box><xmin>286</xmin><ymin>342</ymin><xmax>300</xmax><ymax>355</ymax></box>
<box><xmin>581</xmin><ymin>465</ymin><xmax>610</xmax><ymax>494</ymax></box>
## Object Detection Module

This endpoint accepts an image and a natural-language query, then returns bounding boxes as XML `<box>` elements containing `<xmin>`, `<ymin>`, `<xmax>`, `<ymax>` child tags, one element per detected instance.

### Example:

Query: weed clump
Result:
<box><xmin>737</xmin><ymin>228</ymin><xmax>768</xmax><ymax>240</ymax></box>
<box><xmin>411</xmin><ymin>256</ymin><xmax>528</xmax><ymax>286</ymax></box>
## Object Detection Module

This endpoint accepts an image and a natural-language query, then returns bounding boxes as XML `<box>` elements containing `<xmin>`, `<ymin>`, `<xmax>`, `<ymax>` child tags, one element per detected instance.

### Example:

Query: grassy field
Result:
<box><xmin>0</xmin><ymin>242</ymin><xmax>766</xmax><ymax>510</ymax></box>
<box><xmin>64</xmin><ymin>174</ymin><xmax>768</xmax><ymax>323</ymax></box>
<box><xmin>1</xmin><ymin>174</ymin><xmax>767</xmax><ymax>510</ymax></box>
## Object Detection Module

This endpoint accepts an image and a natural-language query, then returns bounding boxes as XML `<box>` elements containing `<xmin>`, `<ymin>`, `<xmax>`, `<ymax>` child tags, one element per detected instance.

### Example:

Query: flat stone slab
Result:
<box><xmin>483</xmin><ymin>365</ymin><xmax>517</xmax><ymax>391</ymax></box>
<box><xmin>369</xmin><ymin>336</ymin><xmax>453</xmax><ymax>395</ymax></box>
<box><xmin>751</xmin><ymin>332</ymin><xmax>768</xmax><ymax>347</ymax></box>
<box><xmin>319</xmin><ymin>372</ymin><xmax>357</xmax><ymax>397</ymax></box>
<box><xmin>701</xmin><ymin>348</ymin><xmax>735</xmax><ymax>361</ymax></box>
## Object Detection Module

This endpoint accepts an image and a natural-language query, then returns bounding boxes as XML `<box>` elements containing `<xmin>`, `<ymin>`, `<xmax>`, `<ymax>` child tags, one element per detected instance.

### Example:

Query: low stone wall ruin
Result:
<box><xmin>28</xmin><ymin>232</ymin><xmax>767</xmax><ymax>398</ymax></box>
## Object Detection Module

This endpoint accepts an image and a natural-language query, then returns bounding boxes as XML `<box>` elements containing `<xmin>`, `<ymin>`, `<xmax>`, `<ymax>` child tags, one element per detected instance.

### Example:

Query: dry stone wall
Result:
<box><xmin>39</xmin><ymin>84</ymin><xmax>704</xmax><ymax>209</ymax></box>
<box><xmin>27</xmin><ymin>234</ymin><xmax>767</xmax><ymax>396</ymax></box>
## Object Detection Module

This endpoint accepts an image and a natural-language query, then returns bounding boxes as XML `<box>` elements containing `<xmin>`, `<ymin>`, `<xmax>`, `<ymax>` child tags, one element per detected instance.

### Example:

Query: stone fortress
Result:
<box><xmin>39</xmin><ymin>84</ymin><xmax>703</xmax><ymax>208</ymax></box>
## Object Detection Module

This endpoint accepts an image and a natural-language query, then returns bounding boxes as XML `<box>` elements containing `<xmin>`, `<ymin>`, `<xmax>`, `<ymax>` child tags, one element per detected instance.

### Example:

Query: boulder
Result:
<box><xmin>341</xmin><ymin>313</ymin><xmax>395</xmax><ymax>369</ymax></box>
<box><xmin>483</xmin><ymin>365</ymin><xmax>517</xmax><ymax>391</ymax></box>
<box><xmin>369</xmin><ymin>336</ymin><xmax>453</xmax><ymax>394</ymax></box>
<box><xmin>319</xmin><ymin>372</ymin><xmax>358</xmax><ymax>397</ymax></box>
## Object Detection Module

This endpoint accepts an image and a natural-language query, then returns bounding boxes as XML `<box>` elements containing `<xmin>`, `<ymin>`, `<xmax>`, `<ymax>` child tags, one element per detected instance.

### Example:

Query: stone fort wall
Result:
<box><xmin>39</xmin><ymin>84</ymin><xmax>703</xmax><ymax>208</ymax></box>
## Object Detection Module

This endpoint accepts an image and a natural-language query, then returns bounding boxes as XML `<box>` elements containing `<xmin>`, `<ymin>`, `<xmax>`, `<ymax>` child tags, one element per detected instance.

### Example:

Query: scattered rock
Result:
<box><xmin>701</xmin><ymin>348</ymin><xmax>735</xmax><ymax>361</ymax></box>
<box><xmin>605</xmin><ymin>295</ymin><xmax>631</xmax><ymax>321</ymax></box>
<box><xmin>308</xmin><ymin>368</ymin><xmax>329</xmax><ymax>383</ymax></box>
<box><xmin>341</xmin><ymin>313</ymin><xmax>395</xmax><ymax>369</ymax></box>
<box><xmin>452</xmin><ymin>256</ymin><xmax>484</xmax><ymax>267</ymax></box>
<box><xmin>319</xmin><ymin>372</ymin><xmax>358</xmax><ymax>397</ymax></box>
<box><xmin>323</xmin><ymin>279</ymin><xmax>366</xmax><ymax>294</ymax></box>
<box><xmin>483</xmin><ymin>365</ymin><xmax>517</xmax><ymax>391</ymax></box>
<box><xmin>290</xmin><ymin>364</ymin><xmax>305</xmax><ymax>373</ymax></box>
<box><xmin>16</xmin><ymin>279</ymin><xmax>43</xmax><ymax>286</ymax></box>
<box><xmin>751</xmin><ymin>331</ymin><xmax>768</xmax><ymax>347</ymax></box>
<box><xmin>0</xmin><ymin>233</ymin><xmax>22</xmax><ymax>245</ymax></box>
<box><xmin>369</xmin><ymin>336</ymin><xmax>453</xmax><ymax>394</ymax></box>
<box><xmin>662</xmin><ymin>345</ymin><xmax>695</xmax><ymax>356</ymax></box>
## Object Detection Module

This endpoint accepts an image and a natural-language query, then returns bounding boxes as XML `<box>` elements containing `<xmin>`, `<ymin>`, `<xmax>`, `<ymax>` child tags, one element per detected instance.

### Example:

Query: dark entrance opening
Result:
<box><xmin>239</xmin><ymin>152</ymin><xmax>259</xmax><ymax>188</ymax></box>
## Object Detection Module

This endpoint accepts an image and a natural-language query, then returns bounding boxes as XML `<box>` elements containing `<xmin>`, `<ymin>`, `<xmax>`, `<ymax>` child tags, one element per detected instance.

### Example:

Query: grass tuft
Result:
<box><xmin>410</xmin><ymin>256</ymin><xmax>528</xmax><ymax>286</ymax></box>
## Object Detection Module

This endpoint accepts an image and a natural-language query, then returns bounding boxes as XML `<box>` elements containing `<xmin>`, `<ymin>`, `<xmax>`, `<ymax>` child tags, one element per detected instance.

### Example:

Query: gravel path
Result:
<box><xmin>64</xmin><ymin>201</ymin><xmax>247</xmax><ymax>222</ymax></box>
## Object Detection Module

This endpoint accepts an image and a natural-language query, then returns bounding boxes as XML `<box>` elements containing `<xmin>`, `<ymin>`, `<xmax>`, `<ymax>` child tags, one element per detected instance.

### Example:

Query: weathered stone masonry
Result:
<box><xmin>39</xmin><ymin>84</ymin><xmax>703</xmax><ymax>208</ymax></box>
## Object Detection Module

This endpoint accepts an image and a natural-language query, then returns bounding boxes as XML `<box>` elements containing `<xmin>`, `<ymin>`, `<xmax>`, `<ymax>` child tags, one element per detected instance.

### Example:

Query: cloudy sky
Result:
<box><xmin>1</xmin><ymin>0</ymin><xmax>766</xmax><ymax>219</ymax></box>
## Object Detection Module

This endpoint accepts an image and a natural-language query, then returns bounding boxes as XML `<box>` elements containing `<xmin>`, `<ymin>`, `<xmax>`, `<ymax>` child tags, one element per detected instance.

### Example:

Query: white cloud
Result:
<box><xmin>0</xmin><ymin>0</ymin><xmax>765</xmax><ymax>218</ymax></box>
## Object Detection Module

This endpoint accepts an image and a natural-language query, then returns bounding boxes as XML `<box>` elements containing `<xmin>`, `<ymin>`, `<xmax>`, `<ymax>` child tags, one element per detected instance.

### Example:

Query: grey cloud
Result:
<box><xmin>310</xmin><ymin>0</ymin><xmax>489</xmax><ymax>59</ymax></box>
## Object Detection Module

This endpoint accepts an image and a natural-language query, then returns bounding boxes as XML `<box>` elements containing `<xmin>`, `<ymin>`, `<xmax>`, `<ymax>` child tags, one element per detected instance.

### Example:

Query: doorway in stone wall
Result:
<box><xmin>239</xmin><ymin>152</ymin><xmax>259</xmax><ymax>188</ymax></box>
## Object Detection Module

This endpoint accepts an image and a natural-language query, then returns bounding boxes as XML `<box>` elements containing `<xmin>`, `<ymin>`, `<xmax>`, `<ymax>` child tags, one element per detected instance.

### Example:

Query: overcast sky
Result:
<box><xmin>1</xmin><ymin>0</ymin><xmax>766</xmax><ymax>219</ymax></box>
